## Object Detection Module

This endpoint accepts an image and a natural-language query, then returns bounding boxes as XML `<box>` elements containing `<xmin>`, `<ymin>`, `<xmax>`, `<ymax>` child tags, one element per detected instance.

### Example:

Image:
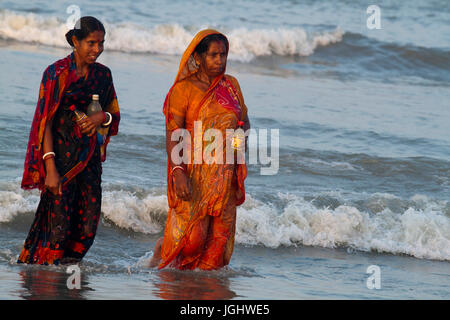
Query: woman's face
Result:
<box><xmin>198</xmin><ymin>40</ymin><xmax>227</xmax><ymax>78</ymax></box>
<box><xmin>72</xmin><ymin>30</ymin><xmax>105</xmax><ymax>65</ymax></box>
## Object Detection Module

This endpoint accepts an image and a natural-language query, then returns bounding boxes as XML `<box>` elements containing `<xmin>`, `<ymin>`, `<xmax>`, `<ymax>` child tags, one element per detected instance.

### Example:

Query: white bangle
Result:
<box><xmin>42</xmin><ymin>152</ymin><xmax>55</xmax><ymax>160</ymax></box>
<box><xmin>171</xmin><ymin>165</ymin><xmax>185</xmax><ymax>173</ymax></box>
<box><xmin>102</xmin><ymin>112</ymin><xmax>112</xmax><ymax>126</ymax></box>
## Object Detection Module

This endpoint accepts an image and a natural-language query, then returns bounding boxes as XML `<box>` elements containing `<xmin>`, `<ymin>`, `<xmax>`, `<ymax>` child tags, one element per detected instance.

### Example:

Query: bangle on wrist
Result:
<box><xmin>171</xmin><ymin>165</ymin><xmax>185</xmax><ymax>174</ymax></box>
<box><xmin>43</xmin><ymin>152</ymin><xmax>55</xmax><ymax>161</ymax></box>
<box><xmin>102</xmin><ymin>112</ymin><xmax>112</xmax><ymax>127</ymax></box>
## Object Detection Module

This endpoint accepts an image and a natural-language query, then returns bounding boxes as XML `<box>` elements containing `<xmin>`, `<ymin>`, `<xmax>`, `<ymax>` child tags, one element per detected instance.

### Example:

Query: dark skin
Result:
<box><xmin>43</xmin><ymin>31</ymin><xmax>108</xmax><ymax>196</ymax></box>
<box><xmin>149</xmin><ymin>41</ymin><xmax>250</xmax><ymax>268</ymax></box>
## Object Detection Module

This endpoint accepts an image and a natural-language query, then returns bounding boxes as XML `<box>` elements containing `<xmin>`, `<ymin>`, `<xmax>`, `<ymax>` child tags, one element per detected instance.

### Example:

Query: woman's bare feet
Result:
<box><xmin>149</xmin><ymin>237</ymin><xmax>163</xmax><ymax>268</ymax></box>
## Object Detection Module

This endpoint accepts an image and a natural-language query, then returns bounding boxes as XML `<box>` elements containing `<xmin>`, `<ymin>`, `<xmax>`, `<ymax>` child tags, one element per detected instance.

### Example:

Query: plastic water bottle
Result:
<box><xmin>86</xmin><ymin>94</ymin><xmax>108</xmax><ymax>143</ymax></box>
<box><xmin>86</xmin><ymin>94</ymin><xmax>102</xmax><ymax>115</ymax></box>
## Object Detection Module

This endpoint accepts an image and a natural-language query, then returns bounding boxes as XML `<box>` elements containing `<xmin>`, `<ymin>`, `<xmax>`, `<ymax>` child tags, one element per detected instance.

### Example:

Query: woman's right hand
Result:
<box><xmin>77</xmin><ymin>112</ymin><xmax>104</xmax><ymax>137</ymax></box>
<box><xmin>173</xmin><ymin>168</ymin><xmax>192</xmax><ymax>201</ymax></box>
<box><xmin>45</xmin><ymin>168</ymin><xmax>62</xmax><ymax>196</ymax></box>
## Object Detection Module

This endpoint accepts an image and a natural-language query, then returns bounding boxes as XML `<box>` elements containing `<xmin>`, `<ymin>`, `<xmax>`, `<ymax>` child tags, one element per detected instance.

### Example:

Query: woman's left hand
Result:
<box><xmin>78</xmin><ymin>112</ymin><xmax>104</xmax><ymax>136</ymax></box>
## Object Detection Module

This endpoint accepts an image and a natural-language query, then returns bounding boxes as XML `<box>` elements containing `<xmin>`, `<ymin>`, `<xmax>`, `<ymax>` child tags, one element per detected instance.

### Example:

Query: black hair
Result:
<box><xmin>194</xmin><ymin>33</ymin><xmax>228</xmax><ymax>55</ymax></box>
<box><xmin>65</xmin><ymin>16</ymin><xmax>105</xmax><ymax>47</ymax></box>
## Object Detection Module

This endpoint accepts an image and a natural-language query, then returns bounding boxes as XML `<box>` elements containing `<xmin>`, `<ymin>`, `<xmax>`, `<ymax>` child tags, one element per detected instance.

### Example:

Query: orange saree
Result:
<box><xmin>159</xmin><ymin>29</ymin><xmax>248</xmax><ymax>270</ymax></box>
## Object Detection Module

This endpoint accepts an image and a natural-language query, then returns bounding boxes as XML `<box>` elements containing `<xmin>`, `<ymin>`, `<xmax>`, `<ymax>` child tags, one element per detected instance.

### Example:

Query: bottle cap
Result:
<box><xmin>92</xmin><ymin>94</ymin><xmax>99</xmax><ymax>100</ymax></box>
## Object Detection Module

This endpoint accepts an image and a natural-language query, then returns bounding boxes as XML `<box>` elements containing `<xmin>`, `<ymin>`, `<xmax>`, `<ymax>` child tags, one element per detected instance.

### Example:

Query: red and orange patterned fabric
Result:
<box><xmin>159</xmin><ymin>29</ymin><xmax>248</xmax><ymax>270</ymax></box>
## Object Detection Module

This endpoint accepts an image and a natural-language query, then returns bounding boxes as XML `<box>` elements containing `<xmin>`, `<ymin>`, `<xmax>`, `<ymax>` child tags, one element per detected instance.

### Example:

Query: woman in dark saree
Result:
<box><xmin>18</xmin><ymin>16</ymin><xmax>120</xmax><ymax>265</ymax></box>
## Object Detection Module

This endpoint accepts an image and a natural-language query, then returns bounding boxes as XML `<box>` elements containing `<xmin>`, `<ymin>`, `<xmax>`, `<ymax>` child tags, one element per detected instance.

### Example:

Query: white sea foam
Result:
<box><xmin>101</xmin><ymin>190</ymin><xmax>167</xmax><ymax>234</ymax></box>
<box><xmin>0</xmin><ymin>249</ymin><xmax>16</xmax><ymax>264</ymax></box>
<box><xmin>0</xmin><ymin>182</ymin><xmax>167</xmax><ymax>234</ymax></box>
<box><xmin>236</xmin><ymin>194</ymin><xmax>450</xmax><ymax>261</ymax></box>
<box><xmin>2</xmin><ymin>181</ymin><xmax>448</xmax><ymax>261</ymax></box>
<box><xmin>0</xmin><ymin>183</ymin><xmax>40</xmax><ymax>223</ymax></box>
<box><xmin>0</xmin><ymin>10</ymin><xmax>69</xmax><ymax>47</ymax></box>
<box><xmin>0</xmin><ymin>10</ymin><xmax>344</xmax><ymax>62</ymax></box>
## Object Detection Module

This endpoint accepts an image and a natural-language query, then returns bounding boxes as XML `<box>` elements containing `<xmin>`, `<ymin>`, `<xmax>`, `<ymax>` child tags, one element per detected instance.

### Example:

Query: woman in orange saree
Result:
<box><xmin>150</xmin><ymin>29</ymin><xmax>250</xmax><ymax>270</ymax></box>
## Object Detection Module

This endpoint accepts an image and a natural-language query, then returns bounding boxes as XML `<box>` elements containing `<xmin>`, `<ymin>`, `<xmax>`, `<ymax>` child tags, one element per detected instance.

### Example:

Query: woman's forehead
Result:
<box><xmin>207</xmin><ymin>41</ymin><xmax>226</xmax><ymax>53</ymax></box>
<box><xmin>84</xmin><ymin>30</ymin><xmax>105</xmax><ymax>42</ymax></box>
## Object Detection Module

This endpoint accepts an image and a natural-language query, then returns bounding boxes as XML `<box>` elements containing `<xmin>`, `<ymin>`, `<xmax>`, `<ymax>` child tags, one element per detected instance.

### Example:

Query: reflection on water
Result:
<box><xmin>153</xmin><ymin>269</ymin><xmax>238</xmax><ymax>300</ymax></box>
<box><xmin>18</xmin><ymin>266</ymin><xmax>93</xmax><ymax>300</ymax></box>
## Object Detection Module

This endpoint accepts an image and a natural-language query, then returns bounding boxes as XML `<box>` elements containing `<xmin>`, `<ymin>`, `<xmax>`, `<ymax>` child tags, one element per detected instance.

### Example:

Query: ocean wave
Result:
<box><xmin>101</xmin><ymin>190</ymin><xmax>167</xmax><ymax>234</ymax></box>
<box><xmin>310</xmin><ymin>32</ymin><xmax>450</xmax><ymax>82</ymax></box>
<box><xmin>1</xmin><ymin>9</ymin><xmax>449</xmax><ymax>84</ymax></box>
<box><xmin>236</xmin><ymin>193</ymin><xmax>450</xmax><ymax>261</ymax></box>
<box><xmin>0</xmin><ymin>182</ymin><xmax>39</xmax><ymax>223</ymax></box>
<box><xmin>0</xmin><ymin>9</ymin><xmax>343</xmax><ymax>62</ymax></box>
<box><xmin>2</xmin><ymin>182</ymin><xmax>449</xmax><ymax>261</ymax></box>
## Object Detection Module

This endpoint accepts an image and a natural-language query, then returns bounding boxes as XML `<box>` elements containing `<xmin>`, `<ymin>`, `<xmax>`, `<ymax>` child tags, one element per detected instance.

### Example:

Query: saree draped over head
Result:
<box><xmin>159</xmin><ymin>29</ymin><xmax>248</xmax><ymax>270</ymax></box>
<box><xmin>18</xmin><ymin>53</ymin><xmax>120</xmax><ymax>265</ymax></box>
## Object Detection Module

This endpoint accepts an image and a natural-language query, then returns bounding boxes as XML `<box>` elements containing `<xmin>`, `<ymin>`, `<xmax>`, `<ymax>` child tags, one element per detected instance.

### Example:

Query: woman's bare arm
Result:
<box><xmin>42</xmin><ymin>120</ymin><xmax>62</xmax><ymax>196</ymax></box>
<box><xmin>166</xmin><ymin>114</ymin><xmax>192</xmax><ymax>201</ymax></box>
